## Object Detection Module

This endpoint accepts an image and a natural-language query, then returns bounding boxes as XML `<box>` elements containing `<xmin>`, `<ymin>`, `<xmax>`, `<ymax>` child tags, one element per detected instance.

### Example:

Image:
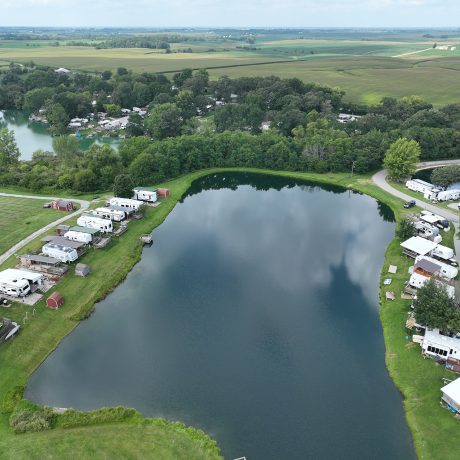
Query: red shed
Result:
<box><xmin>51</xmin><ymin>199</ymin><xmax>74</xmax><ymax>211</ymax></box>
<box><xmin>157</xmin><ymin>188</ymin><xmax>170</xmax><ymax>198</ymax></box>
<box><xmin>47</xmin><ymin>291</ymin><xmax>64</xmax><ymax>309</ymax></box>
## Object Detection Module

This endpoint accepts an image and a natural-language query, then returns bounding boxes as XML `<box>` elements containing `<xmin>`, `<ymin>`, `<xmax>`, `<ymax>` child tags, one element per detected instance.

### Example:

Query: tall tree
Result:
<box><xmin>384</xmin><ymin>138</ymin><xmax>420</xmax><ymax>181</ymax></box>
<box><xmin>0</xmin><ymin>128</ymin><xmax>20</xmax><ymax>168</ymax></box>
<box><xmin>114</xmin><ymin>174</ymin><xmax>135</xmax><ymax>198</ymax></box>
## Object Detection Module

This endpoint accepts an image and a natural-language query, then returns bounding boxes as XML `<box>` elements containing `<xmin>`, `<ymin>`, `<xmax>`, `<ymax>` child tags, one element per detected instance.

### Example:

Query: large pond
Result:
<box><xmin>26</xmin><ymin>172</ymin><xmax>415</xmax><ymax>460</ymax></box>
<box><xmin>0</xmin><ymin>111</ymin><xmax>119</xmax><ymax>160</ymax></box>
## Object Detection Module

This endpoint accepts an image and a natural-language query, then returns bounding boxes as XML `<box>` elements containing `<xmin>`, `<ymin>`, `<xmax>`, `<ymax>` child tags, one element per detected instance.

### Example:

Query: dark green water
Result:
<box><xmin>26</xmin><ymin>172</ymin><xmax>415</xmax><ymax>460</ymax></box>
<box><xmin>0</xmin><ymin>111</ymin><xmax>119</xmax><ymax>160</ymax></box>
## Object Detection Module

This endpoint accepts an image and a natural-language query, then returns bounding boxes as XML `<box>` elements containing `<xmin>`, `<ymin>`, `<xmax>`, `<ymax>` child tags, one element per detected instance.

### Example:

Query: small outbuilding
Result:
<box><xmin>56</xmin><ymin>224</ymin><xmax>71</xmax><ymax>236</ymax></box>
<box><xmin>51</xmin><ymin>199</ymin><xmax>74</xmax><ymax>212</ymax></box>
<box><xmin>441</xmin><ymin>378</ymin><xmax>460</xmax><ymax>414</ymax></box>
<box><xmin>47</xmin><ymin>291</ymin><xmax>64</xmax><ymax>309</ymax></box>
<box><xmin>157</xmin><ymin>188</ymin><xmax>170</xmax><ymax>198</ymax></box>
<box><xmin>75</xmin><ymin>263</ymin><xmax>90</xmax><ymax>277</ymax></box>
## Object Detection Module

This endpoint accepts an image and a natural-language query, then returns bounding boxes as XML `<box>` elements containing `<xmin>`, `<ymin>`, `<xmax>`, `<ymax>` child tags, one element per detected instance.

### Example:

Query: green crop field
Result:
<box><xmin>0</xmin><ymin>34</ymin><xmax>459</xmax><ymax>105</ymax></box>
<box><xmin>0</xmin><ymin>196</ymin><xmax>62</xmax><ymax>255</ymax></box>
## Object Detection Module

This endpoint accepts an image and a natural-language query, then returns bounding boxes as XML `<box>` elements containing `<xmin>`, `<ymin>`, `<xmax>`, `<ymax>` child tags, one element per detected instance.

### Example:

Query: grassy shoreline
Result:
<box><xmin>1</xmin><ymin>167</ymin><xmax>459</xmax><ymax>458</ymax></box>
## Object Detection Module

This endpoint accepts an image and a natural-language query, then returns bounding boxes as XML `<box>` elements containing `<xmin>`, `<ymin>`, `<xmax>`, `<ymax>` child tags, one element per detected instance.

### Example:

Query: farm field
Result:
<box><xmin>0</xmin><ymin>196</ymin><xmax>62</xmax><ymax>254</ymax></box>
<box><xmin>1</xmin><ymin>35</ymin><xmax>460</xmax><ymax>105</ymax></box>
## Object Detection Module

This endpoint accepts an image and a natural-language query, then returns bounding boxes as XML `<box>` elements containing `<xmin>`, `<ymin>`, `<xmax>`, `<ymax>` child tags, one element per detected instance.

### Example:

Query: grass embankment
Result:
<box><xmin>1</xmin><ymin>168</ymin><xmax>460</xmax><ymax>458</ymax></box>
<box><xmin>0</xmin><ymin>196</ymin><xmax>64</xmax><ymax>254</ymax></box>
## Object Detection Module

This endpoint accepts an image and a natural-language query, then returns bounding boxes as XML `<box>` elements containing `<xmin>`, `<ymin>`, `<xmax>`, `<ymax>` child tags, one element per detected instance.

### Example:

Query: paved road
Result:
<box><xmin>0</xmin><ymin>193</ymin><xmax>90</xmax><ymax>265</ymax></box>
<box><xmin>372</xmin><ymin>161</ymin><xmax>460</xmax><ymax>260</ymax></box>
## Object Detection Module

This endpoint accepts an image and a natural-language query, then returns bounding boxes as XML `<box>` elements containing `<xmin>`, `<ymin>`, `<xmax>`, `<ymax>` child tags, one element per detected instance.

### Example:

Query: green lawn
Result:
<box><xmin>2</xmin><ymin>169</ymin><xmax>460</xmax><ymax>459</ymax></box>
<box><xmin>0</xmin><ymin>196</ymin><xmax>64</xmax><ymax>254</ymax></box>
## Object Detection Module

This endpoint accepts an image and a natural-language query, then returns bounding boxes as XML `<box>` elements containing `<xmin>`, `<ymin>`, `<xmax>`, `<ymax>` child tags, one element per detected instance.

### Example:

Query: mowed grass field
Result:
<box><xmin>0</xmin><ymin>196</ymin><xmax>63</xmax><ymax>254</ymax></box>
<box><xmin>0</xmin><ymin>37</ymin><xmax>459</xmax><ymax>105</ymax></box>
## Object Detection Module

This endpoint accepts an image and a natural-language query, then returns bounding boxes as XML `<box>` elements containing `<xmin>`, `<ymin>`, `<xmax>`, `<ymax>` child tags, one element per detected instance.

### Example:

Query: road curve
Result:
<box><xmin>372</xmin><ymin>161</ymin><xmax>460</xmax><ymax>260</ymax></box>
<box><xmin>0</xmin><ymin>193</ymin><xmax>90</xmax><ymax>265</ymax></box>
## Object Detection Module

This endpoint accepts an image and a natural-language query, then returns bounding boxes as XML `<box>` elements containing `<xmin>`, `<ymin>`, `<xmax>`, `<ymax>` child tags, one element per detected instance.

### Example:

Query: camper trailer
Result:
<box><xmin>408</xmin><ymin>272</ymin><xmax>455</xmax><ymax>298</ymax></box>
<box><xmin>406</xmin><ymin>179</ymin><xmax>440</xmax><ymax>195</ymax></box>
<box><xmin>432</xmin><ymin>244</ymin><xmax>455</xmax><ymax>262</ymax></box>
<box><xmin>0</xmin><ymin>269</ymin><xmax>44</xmax><ymax>297</ymax></box>
<box><xmin>77</xmin><ymin>214</ymin><xmax>113</xmax><ymax>233</ymax></box>
<box><xmin>92</xmin><ymin>207</ymin><xmax>125</xmax><ymax>222</ymax></box>
<box><xmin>414</xmin><ymin>221</ymin><xmax>442</xmax><ymax>243</ymax></box>
<box><xmin>420</xmin><ymin>211</ymin><xmax>450</xmax><ymax>230</ymax></box>
<box><xmin>109</xmin><ymin>197</ymin><xmax>143</xmax><ymax>211</ymax></box>
<box><xmin>133</xmin><ymin>187</ymin><xmax>157</xmax><ymax>203</ymax></box>
<box><xmin>43</xmin><ymin>243</ymin><xmax>78</xmax><ymax>263</ymax></box>
<box><xmin>437</xmin><ymin>189</ymin><xmax>460</xmax><ymax>202</ymax></box>
<box><xmin>415</xmin><ymin>255</ymin><xmax>458</xmax><ymax>280</ymax></box>
<box><xmin>64</xmin><ymin>230</ymin><xmax>92</xmax><ymax>244</ymax></box>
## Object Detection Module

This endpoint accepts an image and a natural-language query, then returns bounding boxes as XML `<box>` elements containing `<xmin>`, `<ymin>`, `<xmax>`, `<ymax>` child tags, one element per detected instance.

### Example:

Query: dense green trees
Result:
<box><xmin>0</xmin><ymin>128</ymin><xmax>20</xmax><ymax>169</ymax></box>
<box><xmin>384</xmin><ymin>138</ymin><xmax>421</xmax><ymax>181</ymax></box>
<box><xmin>414</xmin><ymin>279</ymin><xmax>460</xmax><ymax>332</ymax></box>
<box><xmin>397</xmin><ymin>217</ymin><xmax>416</xmax><ymax>241</ymax></box>
<box><xmin>431</xmin><ymin>166</ymin><xmax>460</xmax><ymax>188</ymax></box>
<box><xmin>114</xmin><ymin>174</ymin><xmax>134</xmax><ymax>198</ymax></box>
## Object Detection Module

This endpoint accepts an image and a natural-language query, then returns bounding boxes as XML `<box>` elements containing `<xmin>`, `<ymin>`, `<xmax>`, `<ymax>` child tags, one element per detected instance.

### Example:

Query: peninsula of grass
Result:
<box><xmin>1</xmin><ymin>168</ymin><xmax>460</xmax><ymax>459</ymax></box>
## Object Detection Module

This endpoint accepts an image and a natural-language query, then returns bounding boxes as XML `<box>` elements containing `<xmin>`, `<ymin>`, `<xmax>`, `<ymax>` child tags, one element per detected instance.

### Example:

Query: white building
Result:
<box><xmin>408</xmin><ymin>272</ymin><xmax>455</xmax><ymax>298</ymax></box>
<box><xmin>437</xmin><ymin>189</ymin><xmax>460</xmax><ymax>202</ymax></box>
<box><xmin>405</xmin><ymin>179</ymin><xmax>440</xmax><ymax>195</ymax></box>
<box><xmin>432</xmin><ymin>244</ymin><xmax>455</xmax><ymax>262</ymax></box>
<box><xmin>55</xmin><ymin>67</ymin><xmax>70</xmax><ymax>74</ymax></box>
<box><xmin>42</xmin><ymin>243</ymin><xmax>78</xmax><ymax>263</ymax></box>
<box><xmin>420</xmin><ymin>211</ymin><xmax>449</xmax><ymax>230</ymax></box>
<box><xmin>77</xmin><ymin>214</ymin><xmax>113</xmax><ymax>233</ymax></box>
<box><xmin>109</xmin><ymin>197</ymin><xmax>143</xmax><ymax>211</ymax></box>
<box><xmin>133</xmin><ymin>187</ymin><xmax>157</xmax><ymax>203</ymax></box>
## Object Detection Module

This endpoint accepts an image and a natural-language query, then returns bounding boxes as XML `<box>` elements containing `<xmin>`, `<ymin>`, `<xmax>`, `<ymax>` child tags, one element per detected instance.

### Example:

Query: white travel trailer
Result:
<box><xmin>408</xmin><ymin>272</ymin><xmax>455</xmax><ymax>298</ymax></box>
<box><xmin>77</xmin><ymin>214</ymin><xmax>113</xmax><ymax>233</ymax></box>
<box><xmin>0</xmin><ymin>269</ymin><xmax>44</xmax><ymax>297</ymax></box>
<box><xmin>415</xmin><ymin>255</ymin><xmax>458</xmax><ymax>280</ymax></box>
<box><xmin>64</xmin><ymin>230</ymin><xmax>92</xmax><ymax>244</ymax></box>
<box><xmin>422</xmin><ymin>329</ymin><xmax>460</xmax><ymax>361</ymax></box>
<box><xmin>43</xmin><ymin>243</ymin><xmax>78</xmax><ymax>263</ymax></box>
<box><xmin>432</xmin><ymin>244</ymin><xmax>455</xmax><ymax>262</ymax></box>
<box><xmin>406</xmin><ymin>179</ymin><xmax>440</xmax><ymax>195</ymax></box>
<box><xmin>109</xmin><ymin>197</ymin><xmax>143</xmax><ymax>211</ymax></box>
<box><xmin>92</xmin><ymin>207</ymin><xmax>125</xmax><ymax>222</ymax></box>
<box><xmin>437</xmin><ymin>189</ymin><xmax>460</xmax><ymax>202</ymax></box>
<box><xmin>133</xmin><ymin>187</ymin><xmax>157</xmax><ymax>203</ymax></box>
<box><xmin>420</xmin><ymin>211</ymin><xmax>450</xmax><ymax>230</ymax></box>
<box><xmin>414</xmin><ymin>221</ymin><xmax>442</xmax><ymax>244</ymax></box>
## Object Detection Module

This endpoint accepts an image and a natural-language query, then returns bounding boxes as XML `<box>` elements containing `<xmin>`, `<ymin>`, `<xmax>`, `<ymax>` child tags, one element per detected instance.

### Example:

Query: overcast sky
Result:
<box><xmin>1</xmin><ymin>0</ymin><xmax>458</xmax><ymax>28</ymax></box>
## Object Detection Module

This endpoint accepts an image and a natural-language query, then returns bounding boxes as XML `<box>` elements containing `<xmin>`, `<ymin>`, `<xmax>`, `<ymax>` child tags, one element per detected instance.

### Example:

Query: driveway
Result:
<box><xmin>0</xmin><ymin>193</ymin><xmax>90</xmax><ymax>265</ymax></box>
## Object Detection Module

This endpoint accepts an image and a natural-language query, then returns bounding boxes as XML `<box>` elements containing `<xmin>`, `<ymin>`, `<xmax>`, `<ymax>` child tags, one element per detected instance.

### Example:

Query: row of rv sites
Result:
<box><xmin>0</xmin><ymin>187</ymin><xmax>169</xmax><ymax>342</ymax></box>
<box><xmin>394</xmin><ymin>210</ymin><xmax>460</xmax><ymax>416</ymax></box>
<box><xmin>406</xmin><ymin>178</ymin><xmax>460</xmax><ymax>203</ymax></box>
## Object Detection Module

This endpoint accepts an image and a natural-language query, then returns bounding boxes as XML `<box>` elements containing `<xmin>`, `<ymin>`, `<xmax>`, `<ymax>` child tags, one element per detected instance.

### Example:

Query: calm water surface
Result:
<box><xmin>0</xmin><ymin>110</ymin><xmax>119</xmax><ymax>160</ymax></box>
<box><xmin>26</xmin><ymin>173</ymin><xmax>416</xmax><ymax>460</ymax></box>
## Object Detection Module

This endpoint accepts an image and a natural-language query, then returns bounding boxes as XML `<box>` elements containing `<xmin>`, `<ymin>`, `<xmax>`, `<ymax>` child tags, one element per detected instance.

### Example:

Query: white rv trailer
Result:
<box><xmin>64</xmin><ymin>230</ymin><xmax>92</xmax><ymax>244</ymax></box>
<box><xmin>414</xmin><ymin>221</ymin><xmax>442</xmax><ymax>243</ymax></box>
<box><xmin>42</xmin><ymin>243</ymin><xmax>78</xmax><ymax>263</ymax></box>
<box><xmin>0</xmin><ymin>268</ymin><xmax>44</xmax><ymax>297</ymax></box>
<box><xmin>422</xmin><ymin>329</ymin><xmax>460</xmax><ymax>362</ymax></box>
<box><xmin>77</xmin><ymin>214</ymin><xmax>113</xmax><ymax>233</ymax></box>
<box><xmin>92</xmin><ymin>207</ymin><xmax>125</xmax><ymax>222</ymax></box>
<box><xmin>420</xmin><ymin>211</ymin><xmax>450</xmax><ymax>230</ymax></box>
<box><xmin>406</xmin><ymin>179</ymin><xmax>440</xmax><ymax>195</ymax></box>
<box><xmin>408</xmin><ymin>272</ymin><xmax>455</xmax><ymax>298</ymax></box>
<box><xmin>109</xmin><ymin>197</ymin><xmax>143</xmax><ymax>211</ymax></box>
<box><xmin>133</xmin><ymin>187</ymin><xmax>157</xmax><ymax>203</ymax></box>
<box><xmin>437</xmin><ymin>189</ymin><xmax>460</xmax><ymax>202</ymax></box>
<box><xmin>432</xmin><ymin>244</ymin><xmax>455</xmax><ymax>262</ymax></box>
<box><xmin>415</xmin><ymin>255</ymin><xmax>458</xmax><ymax>280</ymax></box>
